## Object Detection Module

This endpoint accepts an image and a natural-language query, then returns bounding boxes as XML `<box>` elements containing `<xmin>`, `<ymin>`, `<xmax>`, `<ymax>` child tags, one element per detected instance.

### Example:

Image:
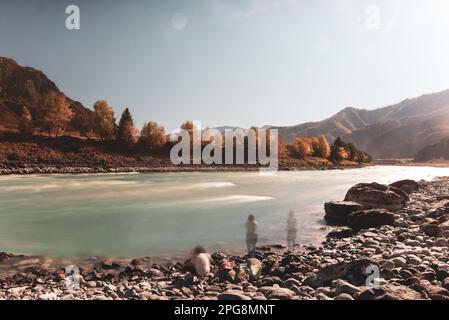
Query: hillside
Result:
<box><xmin>0</xmin><ymin>57</ymin><xmax>91</xmax><ymax>131</ymax></box>
<box><xmin>277</xmin><ymin>89</ymin><xmax>449</xmax><ymax>159</ymax></box>
<box><xmin>344</xmin><ymin>90</ymin><xmax>449</xmax><ymax>158</ymax></box>
<box><xmin>277</xmin><ymin>106</ymin><xmax>392</xmax><ymax>144</ymax></box>
<box><xmin>415</xmin><ymin>138</ymin><xmax>449</xmax><ymax>162</ymax></box>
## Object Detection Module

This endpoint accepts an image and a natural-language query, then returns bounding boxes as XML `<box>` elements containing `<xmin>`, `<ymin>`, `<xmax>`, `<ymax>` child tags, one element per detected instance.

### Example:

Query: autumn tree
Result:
<box><xmin>37</xmin><ymin>91</ymin><xmax>73</xmax><ymax>137</ymax></box>
<box><xmin>330</xmin><ymin>137</ymin><xmax>350</xmax><ymax>161</ymax></box>
<box><xmin>180</xmin><ymin>120</ymin><xmax>197</xmax><ymax>146</ymax></box>
<box><xmin>292</xmin><ymin>137</ymin><xmax>312</xmax><ymax>159</ymax></box>
<box><xmin>180</xmin><ymin>120</ymin><xmax>195</xmax><ymax>138</ymax></box>
<box><xmin>117</xmin><ymin>108</ymin><xmax>137</xmax><ymax>145</ymax></box>
<box><xmin>139</xmin><ymin>121</ymin><xmax>166</xmax><ymax>148</ymax></box>
<box><xmin>314</xmin><ymin>135</ymin><xmax>331</xmax><ymax>158</ymax></box>
<box><xmin>303</xmin><ymin>136</ymin><xmax>319</xmax><ymax>155</ymax></box>
<box><xmin>18</xmin><ymin>106</ymin><xmax>34</xmax><ymax>136</ymax></box>
<box><xmin>93</xmin><ymin>100</ymin><xmax>116</xmax><ymax>141</ymax></box>
<box><xmin>347</xmin><ymin>143</ymin><xmax>359</xmax><ymax>161</ymax></box>
<box><xmin>278</xmin><ymin>135</ymin><xmax>287</xmax><ymax>158</ymax></box>
<box><xmin>346</xmin><ymin>142</ymin><xmax>371</xmax><ymax>163</ymax></box>
<box><xmin>71</xmin><ymin>112</ymin><xmax>94</xmax><ymax>139</ymax></box>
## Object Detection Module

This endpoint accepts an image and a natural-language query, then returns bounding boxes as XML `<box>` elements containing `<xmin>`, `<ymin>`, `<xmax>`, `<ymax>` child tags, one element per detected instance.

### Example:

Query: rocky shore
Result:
<box><xmin>2</xmin><ymin>177</ymin><xmax>449</xmax><ymax>300</ymax></box>
<box><xmin>0</xmin><ymin>136</ymin><xmax>364</xmax><ymax>175</ymax></box>
<box><xmin>0</xmin><ymin>164</ymin><xmax>362</xmax><ymax>176</ymax></box>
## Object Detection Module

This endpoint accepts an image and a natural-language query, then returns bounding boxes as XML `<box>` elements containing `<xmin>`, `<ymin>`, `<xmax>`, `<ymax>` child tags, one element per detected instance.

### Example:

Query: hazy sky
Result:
<box><xmin>1</xmin><ymin>0</ymin><xmax>449</xmax><ymax>130</ymax></box>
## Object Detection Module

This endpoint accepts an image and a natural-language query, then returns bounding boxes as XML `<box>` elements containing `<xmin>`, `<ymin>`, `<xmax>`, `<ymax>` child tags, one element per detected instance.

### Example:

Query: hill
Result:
<box><xmin>276</xmin><ymin>89</ymin><xmax>449</xmax><ymax>159</ymax></box>
<box><xmin>0</xmin><ymin>57</ymin><xmax>91</xmax><ymax>131</ymax></box>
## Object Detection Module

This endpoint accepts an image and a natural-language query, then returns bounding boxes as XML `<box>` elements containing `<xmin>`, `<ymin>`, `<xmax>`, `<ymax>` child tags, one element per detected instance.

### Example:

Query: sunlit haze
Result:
<box><xmin>2</xmin><ymin>0</ymin><xmax>449</xmax><ymax>130</ymax></box>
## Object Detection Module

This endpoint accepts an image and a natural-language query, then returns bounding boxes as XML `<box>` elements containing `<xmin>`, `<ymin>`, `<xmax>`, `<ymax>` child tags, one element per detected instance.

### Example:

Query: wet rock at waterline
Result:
<box><xmin>344</xmin><ymin>182</ymin><xmax>409</xmax><ymax>211</ymax></box>
<box><xmin>389</xmin><ymin>179</ymin><xmax>420</xmax><ymax>194</ymax></box>
<box><xmin>324</xmin><ymin>201</ymin><xmax>364</xmax><ymax>225</ymax></box>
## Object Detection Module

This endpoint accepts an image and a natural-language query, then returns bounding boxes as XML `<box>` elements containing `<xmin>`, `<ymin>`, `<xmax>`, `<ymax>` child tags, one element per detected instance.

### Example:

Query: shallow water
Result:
<box><xmin>1</xmin><ymin>166</ymin><xmax>449</xmax><ymax>258</ymax></box>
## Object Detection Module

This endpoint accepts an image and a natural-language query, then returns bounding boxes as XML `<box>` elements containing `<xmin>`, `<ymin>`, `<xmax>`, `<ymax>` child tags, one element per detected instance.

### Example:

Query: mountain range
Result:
<box><xmin>275</xmin><ymin>89</ymin><xmax>449</xmax><ymax>158</ymax></box>
<box><xmin>2</xmin><ymin>56</ymin><xmax>449</xmax><ymax>159</ymax></box>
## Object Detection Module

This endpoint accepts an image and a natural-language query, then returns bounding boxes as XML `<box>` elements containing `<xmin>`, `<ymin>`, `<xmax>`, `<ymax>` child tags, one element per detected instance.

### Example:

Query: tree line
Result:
<box><xmin>288</xmin><ymin>135</ymin><xmax>371</xmax><ymax>163</ymax></box>
<box><xmin>18</xmin><ymin>92</ymin><xmax>167</xmax><ymax>150</ymax></box>
<box><xmin>17</xmin><ymin>90</ymin><xmax>371</xmax><ymax>163</ymax></box>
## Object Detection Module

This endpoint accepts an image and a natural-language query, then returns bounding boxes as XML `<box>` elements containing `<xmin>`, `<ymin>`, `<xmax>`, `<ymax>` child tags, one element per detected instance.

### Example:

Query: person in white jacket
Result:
<box><xmin>191</xmin><ymin>246</ymin><xmax>212</xmax><ymax>277</ymax></box>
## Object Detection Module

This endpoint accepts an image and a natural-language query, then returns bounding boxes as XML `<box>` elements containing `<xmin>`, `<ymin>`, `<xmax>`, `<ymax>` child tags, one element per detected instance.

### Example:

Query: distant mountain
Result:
<box><xmin>415</xmin><ymin>138</ymin><xmax>449</xmax><ymax>162</ymax></box>
<box><xmin>0</xmin><ymin>57</ymin><xmax>91</xmax><ymax>131</ymax></box>
<box><xmin>276</xmin><ymin>106</ymin><xmax>389</xmax><ymax>144</ymax></box>
<box><xmin>213</xmin><ymin>126</ymin><xmax>244</xmax><ymax>133</ymax></box>
<box><xmin>276</xmin><ymin>89</ymin><xmax>449</xmax><ymax>159</ymax></box>
<box><xmin>344</xmin><ymin>90</ymin><xmax>449</xmax><ymax>158</ymax></box>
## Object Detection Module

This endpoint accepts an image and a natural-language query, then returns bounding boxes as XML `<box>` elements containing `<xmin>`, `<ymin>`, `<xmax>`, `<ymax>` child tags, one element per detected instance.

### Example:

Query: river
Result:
<box><xmin>1</xmin><ymin>166</ymin><xmax>449</xmax><ymax>258</ymax></box>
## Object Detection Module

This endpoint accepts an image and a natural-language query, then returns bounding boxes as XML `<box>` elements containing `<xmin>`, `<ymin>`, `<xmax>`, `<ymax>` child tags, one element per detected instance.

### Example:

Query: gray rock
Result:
<box><xmin>148</xmin><ymin>268</ymin><xmax>165</xmax><ymax>277</ymax></box>
<box><xmin>348</xmin><ymin>209</ymin><xmax>397</xmax><ymax>231</ymax></box>
<box><xmin>324</xmin><ymin>201</ymin><xmax>364</xmax><ymax>225</ymax></box>
<box><xmin>389</xmin><ymin>180</ymin><xmax>420</xmax><ymax>194</ymax></box>
<box><xmin>378</xmin><ymin>284</ymin><xmax>422</xmax><ymax>300</ymax></box>
<box><xmin>258</xmin><ymin>286</ymin><xmax>295</xmax><ymax>300</ymax></box>
<box><xmin>217</xmin><ymin>290</ymin><xmax>251</xmax><ymax>300</ymax></box>
<box><xmin>327</xmin><ymin>228</ymin><xmax>355</xmax><ymax>239</ymax></box>
<box><xmin>284</xmin><ymin>278</ymin><xmax>301</xmax><ymax>289</ymax></box>
<box><xmin>247</xmin><ymin>258</ymin><xmax>262</xmax><ymax>281</ymax></box>
<box><xmin>344</xmin><ymin>182</ymin><xmax>408</xmax><ymax>211</ymax></box>
<box><xmin>390</xmin><ymin>257</ymin><xmax>407</xmax><ymax>268</ymax></box>
<box><xmin>333</xmin><ymin>279</ymin><xmax>361</xmax><ymax>296</ymax></box>
<box><xmin>315</xmin><ymin>293</ymin><xmax>332</xmax><ymax>300</ymax></box>
<box><xmin>421</xmin><ymin>224</ymin><xmax>441</xmax><ymax>237</ymax></box>
<box><xmin>305</xmin><ymin>259</ymin><xmax>378</xmax><ymax>288</ymax></box>
<box><xmin>334</xmin><ymin>293</ymin><xmax>355</xmax><ymax>300</ymax></box>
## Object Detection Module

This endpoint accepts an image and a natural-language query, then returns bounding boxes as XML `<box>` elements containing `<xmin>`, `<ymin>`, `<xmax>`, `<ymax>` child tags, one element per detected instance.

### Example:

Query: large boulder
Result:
<box><xmin>377</xmin><ymin>284</ymin><xmax>422</xmax><ymax>300</ymax></box>
<box><xmin>304</xmin><ymin>259</ymin><xmax>378</xmax><ymax>288</ymax></box>
<box><xmin>347</xmin><ymin>209</ymin><xmax>397</xmax><ymax>231</ymax></box>
<box><xmin>324</xmin><ymin>201</ymin><xmax>364</xmax><ymax>225</ymax></box>
<box><xmin>344</xmin><ymin>182</ymin><xmax>409</xmax><ymax>211</ymax></box>
<box><xmin>389</xmin><ymin>179</ymin><xmax>420</xmax><ymax>194</ymax></box>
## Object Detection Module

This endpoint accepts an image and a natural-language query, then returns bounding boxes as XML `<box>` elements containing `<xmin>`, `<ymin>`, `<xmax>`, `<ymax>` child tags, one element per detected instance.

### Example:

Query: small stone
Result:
<box><xmin>406</xmin><ymin>255</ymin><xmax>421</xmax><ymax>266</ymax></box>
<box><xmin>334</xmin><ymin>293</ymin><xmax>355</xmax><ymax>300</ymax></box>
<box><xmin>258</xmin><ymin>286</ymin><xmax>295</xmax><ymax>300</ymax></box>
<box><xmin>333</xmin><ymin>279</ymin><xmax>361</xmax><ymax>296</ymax></box>
<box><xmin>247</xmin><ymin>258</ymin><xmax>262</xmax><ymax>281</ymax></box>
<box><xmin>104</xmin><ymin>284</ymin><xmax>117</xmax><ymax>292</ymax></box>
<box><xmin>284</xmin><ymin>278</ymin><xmax>301</xmax><ymax>289</ymax></box>
<box><xmin>315</xmin><ymin>293</ymin><xmax>332</xmax><ymax>300</ymax></box>
<box><xmin>38</xmin><ymin>293</ymin><xmax>58</xmax><ymax>300</ymax></box>
<box><xmin>390</xmin><ymin>257</ymin><xmax>407</xmax><ymax>268</ymax></box>
<box><xmin>148</xmin><ymin>268</ymin><xmax>164</xmax><ymax>277</ymax></box>
<box><xmin>217</xmin><ymin>290</ymin><xmax>251</xmax><ymax>300</ymax></box>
